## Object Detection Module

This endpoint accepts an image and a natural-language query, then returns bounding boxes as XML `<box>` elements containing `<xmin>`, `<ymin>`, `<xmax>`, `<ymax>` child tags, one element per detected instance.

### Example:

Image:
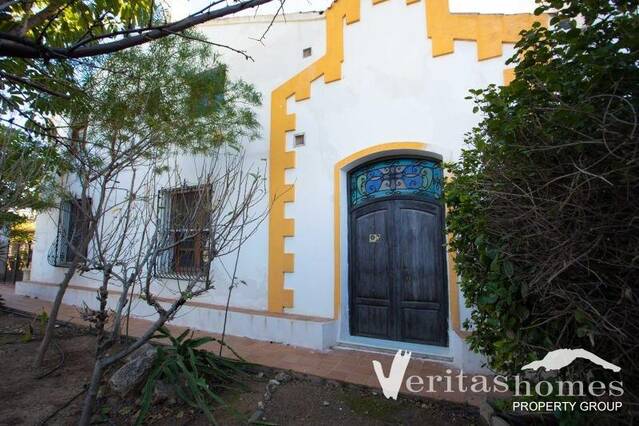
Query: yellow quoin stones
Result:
<box><xmin>268</xmin><ymin>0</ymin><xmax>546</xmax><ymax>313</ymax></box>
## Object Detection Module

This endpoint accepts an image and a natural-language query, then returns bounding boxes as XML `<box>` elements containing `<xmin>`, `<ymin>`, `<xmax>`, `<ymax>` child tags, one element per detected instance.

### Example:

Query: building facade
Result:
<box><xmin>19</xmin><ymin>0</ymin><xmax>543</xmax><ymax>372</ymax></box>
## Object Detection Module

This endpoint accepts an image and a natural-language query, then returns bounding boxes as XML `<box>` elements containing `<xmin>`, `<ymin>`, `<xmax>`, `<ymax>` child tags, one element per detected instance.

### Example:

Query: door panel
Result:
<box><xmin>401</xmin><ymin>308</ymin><xmax>444</xmax><ymax>343</ymax></box>
<box><xmin>397</xmin><ymin>204</ymin><xmax>440</xmax><ymax>302</ymax></box>
<box><xmin>349</xmin><ymin>203</ymin><xmax>393</xmax><ymax>339</ymax></box>
<box><xmin>355</xmin><ymin>305</ymin><xmax>389</xmax><ymax>338</ymax></box>
<box><xmin>349</xmin><ymin>198</ymin><xmax>448</xmax><ymax>346</ymax></box>
<box><xmin>396</xmin><ymin>200</ymin><xmax>447</xmax><ymax>345</ymax></box>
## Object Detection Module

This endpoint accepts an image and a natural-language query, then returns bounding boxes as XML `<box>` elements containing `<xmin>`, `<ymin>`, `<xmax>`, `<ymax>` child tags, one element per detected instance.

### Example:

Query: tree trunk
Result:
<box><xmin>78</xmin><ymin>314</ymin><xmax>169</xmax><ymax>425</ymax></box>
<box><xmin>33</xmin><ymin>261</ymin><xmax>77</xmax><ymax>367</ymax></box>
<box><xmin>79</xmin><ymin>359</ymin><xmax>104</xmax><ymax>426</ymax></box>
<box><xmin>35</xmin><ymin>190</ymin><xmax>93</xmax><ymax>367</ymax></box>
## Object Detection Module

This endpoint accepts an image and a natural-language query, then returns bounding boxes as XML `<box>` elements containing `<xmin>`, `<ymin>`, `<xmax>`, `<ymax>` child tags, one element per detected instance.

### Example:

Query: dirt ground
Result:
<box><xmin>0</xmin><ymin>309</ymin><xmax>481</xmax><ymax>425</ymax></box>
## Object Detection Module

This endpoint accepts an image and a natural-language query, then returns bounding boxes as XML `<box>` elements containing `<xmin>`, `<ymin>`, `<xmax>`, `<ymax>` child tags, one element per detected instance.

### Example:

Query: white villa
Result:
<box><xmin>18</xmin><ymin>0</ymin><xmax>544</xmax><ymax>372</ymax></box>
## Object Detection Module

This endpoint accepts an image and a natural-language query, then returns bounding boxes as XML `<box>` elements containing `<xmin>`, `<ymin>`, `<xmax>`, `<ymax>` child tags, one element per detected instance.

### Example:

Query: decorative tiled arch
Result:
<box><xmin>268</xmin><ymin>0</ymin><xmax>546</xmax><ymax>313</ymax></box>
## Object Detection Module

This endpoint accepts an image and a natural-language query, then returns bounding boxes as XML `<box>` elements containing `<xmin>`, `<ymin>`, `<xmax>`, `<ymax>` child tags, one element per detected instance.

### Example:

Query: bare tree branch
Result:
<box><xmin>0</xmin><ymin>0</ymin><xmax>276</xmax><ymax>58</ymax></box>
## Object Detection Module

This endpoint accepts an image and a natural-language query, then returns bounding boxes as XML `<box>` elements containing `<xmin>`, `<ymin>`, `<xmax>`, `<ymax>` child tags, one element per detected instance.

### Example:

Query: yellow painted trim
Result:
<box><xmin>503</xmin><ymin>68</ymin><xmax>516</xmax><ymax>85</ymax></box>
<box><xmin>268</xmin><ymin>0</ymin><xmax>543</xmax><ymax>313</ymax></box>
<box><xmin>447</xmin><ymin>232</ymin><xmax>462</xmax><ymax>332</ymax></box>
<box><xmin>425</xmin><ymin>0</ymin><xmax>547</xmax><ymax>61</ymax></box>
<box><xmin>268</xmin><ymin>0</ymin><xmax>360</xmax><ymax>312</ymax></box>
<box><xmin>373</xmin><ymin>0</ymin><xmax>420</xmax><ymax>5</ymax></box>
<box><xmin>443</xmin><ymin>169</ymin><xmax>462</xmax><ymax>335</ymax></box>
<box><xmin>444</xmin><ymin>170</ymin><xmax>474</xmax><ymax>339</ymax></box>
<box><xmin>332</xmin><ymin>143</ymin><xmax>464</xmax><ymax>338</ymax></box>
<box><xmin>333</xmin><ymin>142</ymin><xmax>427</xmax><ymax>320</ymax></box>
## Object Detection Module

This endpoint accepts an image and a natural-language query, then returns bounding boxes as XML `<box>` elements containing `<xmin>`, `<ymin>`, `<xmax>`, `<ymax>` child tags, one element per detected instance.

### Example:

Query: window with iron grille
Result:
<box><xmin>155</xmin><ymin>185</ymin><xmax>211</xmax><ymax>280</ymax></box>
<box><xmin>47</xmin><ymin>199</ymin><xmax>91</xmax><ymax>267</ymax></box>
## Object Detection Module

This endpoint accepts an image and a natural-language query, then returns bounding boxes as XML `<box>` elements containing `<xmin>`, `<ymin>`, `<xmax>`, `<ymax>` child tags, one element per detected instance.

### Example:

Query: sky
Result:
<box><xmin>167</xmin><ymin>0</ymin><xmax>539</xmax><ymax>21</ymax></box>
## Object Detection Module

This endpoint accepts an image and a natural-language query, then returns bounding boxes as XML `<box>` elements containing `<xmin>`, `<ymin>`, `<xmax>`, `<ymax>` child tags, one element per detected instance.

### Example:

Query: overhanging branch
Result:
<box><xmin>0</xmin><ymin>70</ymin><xmax>71</xmax><ymax>98</ymax></box>
<box><xmin>0</xmin><ymin>0</ymin><xmax>275</xmax><ymax>59</ymax></box>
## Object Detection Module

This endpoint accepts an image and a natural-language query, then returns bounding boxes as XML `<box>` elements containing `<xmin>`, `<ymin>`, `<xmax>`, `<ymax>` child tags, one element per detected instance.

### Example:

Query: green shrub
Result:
<box><xmin>137</xmin><ymin>327</ymin><xmax>249</xmax><ymax>425</ymax></box>
<box><xmin>445</xmin><ymin>0</ymin><xmax>638</xmax><ymax>406</ymax></box>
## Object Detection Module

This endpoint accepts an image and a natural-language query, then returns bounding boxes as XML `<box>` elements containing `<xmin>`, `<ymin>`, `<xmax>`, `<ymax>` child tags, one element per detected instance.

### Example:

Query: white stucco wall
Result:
<box><xmin>285</xmin><ymin>0</ymin><xmax>513</xmax><ymax>318</ymax></box>
<box><xmin>27</xmin><ymin>2</ymin><xmax>518</xmax><ymax>367</ymax></box>
<box><xmin>30</xmin><ymin>13</ymin><xmax>327</xmax><ymax>312</ymax></box>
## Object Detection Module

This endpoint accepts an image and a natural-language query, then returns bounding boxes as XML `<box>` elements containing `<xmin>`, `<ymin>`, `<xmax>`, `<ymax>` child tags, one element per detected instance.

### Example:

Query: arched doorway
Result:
<box><xmin>348</xmin><ymin>157</ymin><xmax>448</xmax><ymax>347</ymax></box>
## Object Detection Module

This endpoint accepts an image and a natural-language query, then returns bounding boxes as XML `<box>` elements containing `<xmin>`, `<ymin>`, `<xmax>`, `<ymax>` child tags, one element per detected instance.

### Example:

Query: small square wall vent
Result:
<box><xmin>302</xmin><ymin>47</ymin><xmax>312</xmax><ymax>58</ymax></box>
<box><xmin>294</xmin><ymin>133</ymin><xmax>305</xmax><ymax>147</ymax></box>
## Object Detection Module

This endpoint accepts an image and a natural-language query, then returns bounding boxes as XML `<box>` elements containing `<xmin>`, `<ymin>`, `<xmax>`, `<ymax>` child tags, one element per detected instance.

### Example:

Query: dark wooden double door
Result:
<box><xmin>349</xmin><ymin>198</ymin><xmax>448</xmax><ymax>346</ymax></box>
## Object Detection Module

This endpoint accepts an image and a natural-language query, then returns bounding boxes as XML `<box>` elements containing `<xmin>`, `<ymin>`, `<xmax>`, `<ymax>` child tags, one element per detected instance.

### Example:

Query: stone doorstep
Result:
<box><xmin>333</xmin><ymin>342</ymin><xmax>455</xmax><ymax>363</ymax></box>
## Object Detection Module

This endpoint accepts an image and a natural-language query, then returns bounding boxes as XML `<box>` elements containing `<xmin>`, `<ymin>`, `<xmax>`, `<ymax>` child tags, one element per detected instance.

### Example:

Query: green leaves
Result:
<box><xmin>0</xmin><ymin>0</ymin><xmax>156</xmax><ymax>135</ymax></box>
<box><xmin>445</xmin><ymin>0</ymin><xmax>639</xmax><ymax>386</ymax></box>
<box><xmin>0</xmin><ymin>126</ymin><xmax>63</xmax><ymax>227</ymax></box>
<box><xmin>0</xmin><ymin>1</ymin><xmax>154</xmax><ymax>48</ymax></box>
<box><xmin>186</xmin><ymin>65</ymin><xmax>228</xmax><ymax>117</ymax></box>
<box><xmin>70</xmin><ymin>32</ymin><xmax>261</xmax><ymax>161</ymax></box>
<box><xmin>137</xmin><ymin>327</ymin><xmax>250</xmax><ymax>424</ymax></box>
<box><xmin>478</xmin><ymin>294</ymin><xmax>498</xmax><ymax>305</ymax></box>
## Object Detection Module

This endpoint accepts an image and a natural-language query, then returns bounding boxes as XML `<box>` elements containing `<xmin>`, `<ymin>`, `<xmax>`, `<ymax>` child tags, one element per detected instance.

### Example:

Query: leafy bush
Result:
<box><xmin>137</xmin><ymin>327</ymin><xmax>249</xmax><ymax>425</ymax></box>
<box><xmin>445</xmin><ymin>0</ymin><xmax>638</xmax><ymax>406</ymax></box>
<box><xmin>0</xmin><ymin>126</ymin><xmax>62</xmax><ymax>228</ymax></box>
